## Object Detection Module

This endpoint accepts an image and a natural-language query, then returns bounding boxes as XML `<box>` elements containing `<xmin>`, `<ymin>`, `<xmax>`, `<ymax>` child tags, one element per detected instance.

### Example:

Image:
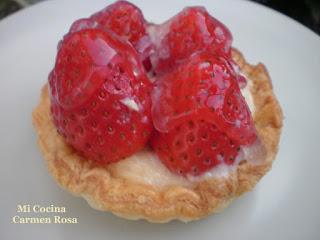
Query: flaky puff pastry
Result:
<box><xmin>32</xmin><ymin>49</ymin><xmax>283</xmax><ymax>223</ymax></box>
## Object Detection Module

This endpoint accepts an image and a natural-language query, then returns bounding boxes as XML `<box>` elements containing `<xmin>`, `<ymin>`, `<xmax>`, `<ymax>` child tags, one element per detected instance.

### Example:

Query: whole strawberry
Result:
<box><xmin>69</xmin><ymin>0</ymin><xmax>153</xmax><ymax>72</ymax></box>
<box><xmin>90</xmin><ymin>0</ymin><xmax>149</xmax><ymax>47</ymax></box>
<box><xmin>49</xmin><ymin>29</ymin><xmax>153</xmax><ymax>164</ymax></box>
<box><xmin>150</xmin><ymin>7</ymin><xmax>232</xmax><ymax>74</ymax></box>
<box><xmin>151</xmin><ymin>52</ymin><xmax>256</xmax><ymax>176</ymax></box>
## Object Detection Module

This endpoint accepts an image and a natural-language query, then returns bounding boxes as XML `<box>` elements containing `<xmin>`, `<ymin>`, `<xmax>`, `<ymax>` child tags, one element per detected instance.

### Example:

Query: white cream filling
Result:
<box><xmin>110</xmin><ymin>150</ymin><xmax>191</xmax><ymax>187</ymax></box>
<box><xmin>120</xmin><ymin>98</ymin><xmax>139</xmax><ymax>111</ymax></box>
<box><xmin>241</xmin><ymin>79</ymin><xmax>255</xmax><ymax>113</ymax></box>
<box><xmin>110</xmin><ymin>148</ymin><xmax>246</xmax><ymax>188</ymax></box>
<box><xmin>110</xmin><ymin>81</ymin><xmax>258</xmax><ymax>188</ymax></box>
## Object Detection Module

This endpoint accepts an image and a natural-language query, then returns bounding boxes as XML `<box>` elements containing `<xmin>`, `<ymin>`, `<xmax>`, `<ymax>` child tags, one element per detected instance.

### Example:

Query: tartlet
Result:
<box><xmin>32</xmin><ymin>48</ymin><xmax>282</xmax><ymax>222</ymax></box>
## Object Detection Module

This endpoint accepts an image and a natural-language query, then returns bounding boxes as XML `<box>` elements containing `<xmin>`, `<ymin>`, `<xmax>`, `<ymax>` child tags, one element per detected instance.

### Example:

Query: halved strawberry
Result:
<box><xmin>151</xmin><ymin>52</ymin><xmax>256</xmax><ymax>176</ymax></box>
<box><xmin>49</xmin><ymin>29</ymin><xmax>153</xmax><ymax>164</ymax></box>
<box><xmin>150</xmin><ymin>7</ymin><xmax>232</xmax><ymax>74</ymax></box>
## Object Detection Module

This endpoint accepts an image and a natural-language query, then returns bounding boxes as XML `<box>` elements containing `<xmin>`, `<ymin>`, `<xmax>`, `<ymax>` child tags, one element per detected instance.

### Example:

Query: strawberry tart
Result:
<box><xmin>32</xmin><ymin>0</ymin><xmax>283</xmax><ymax>222</ymax></box>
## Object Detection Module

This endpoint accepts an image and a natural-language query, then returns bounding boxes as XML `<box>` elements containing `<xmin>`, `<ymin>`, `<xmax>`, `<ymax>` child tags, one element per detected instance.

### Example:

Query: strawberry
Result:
<box><xmin>151</xmin><ymin>120</ymin><xmax>240</xmax><ymax>176</ymax></box>
<box><xmin>150</xmin><ymin>7</ymin><xmax>232</xmax><ymax>74</ymax></box>
<box><xmin>69</xmin><ymin>1</ymin><xmax>153</xmax><ymax>72</ymax></box>
<box><xmin>91</xmin><ymin>0</ymin><xmax>148</xmax><ymax>46</ymax></box>
<box><xmin>151</xmin><ymin>52</ymin><xmax>256</xmax><ymax>176</ymax></box>
<box><xmin>90</xmin><ymin>0</ymin><xmax>153</xmax><ymax>71</ymax></box>
<box><xmin>49</xmin><ymin>29</ymin><xmax>153</xmax><ymax>165</ymax></box>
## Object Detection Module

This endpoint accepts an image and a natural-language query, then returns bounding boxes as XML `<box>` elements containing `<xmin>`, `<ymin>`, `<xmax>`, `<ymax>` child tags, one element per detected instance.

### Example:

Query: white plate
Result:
<box><xmin>0</xmin><ymin>0</ymin><xmax>319</xmax><ymax>239</ymax></box>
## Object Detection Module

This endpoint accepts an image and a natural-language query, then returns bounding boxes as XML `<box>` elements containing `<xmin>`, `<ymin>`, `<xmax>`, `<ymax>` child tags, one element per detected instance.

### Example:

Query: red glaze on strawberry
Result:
<box><xmin>49</xmin><ymin>29</ymin><xmax>153</xmax><ymax>164</ymax></box>
<box><xmin>151</xmin><ymin>120</ymin><xmax>240</xmax><ymax>176</ymax></box>
<box><xmin>149</xmin><ymin>7</ymin><xmax>232</xmax><ymax>74</ymax></box>
<box><xmin>151</xmin><ymin>52</ymin><xmax>256</xmax><ymax>175</ymax></box>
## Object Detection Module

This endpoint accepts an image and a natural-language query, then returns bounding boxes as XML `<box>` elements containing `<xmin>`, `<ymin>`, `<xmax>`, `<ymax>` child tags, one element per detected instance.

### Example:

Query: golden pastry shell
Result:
<box><xmin>32</xmin><ymin>49</ymin><xmax>283</xmax><ymax>223</ymax></box>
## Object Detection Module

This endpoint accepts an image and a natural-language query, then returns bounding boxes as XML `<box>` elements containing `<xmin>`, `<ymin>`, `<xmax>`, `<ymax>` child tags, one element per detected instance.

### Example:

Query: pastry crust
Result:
<box><xmin>32</xmin><ymin>49</ymin><xmax>283</xmax><ymax>222</ymax></box>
